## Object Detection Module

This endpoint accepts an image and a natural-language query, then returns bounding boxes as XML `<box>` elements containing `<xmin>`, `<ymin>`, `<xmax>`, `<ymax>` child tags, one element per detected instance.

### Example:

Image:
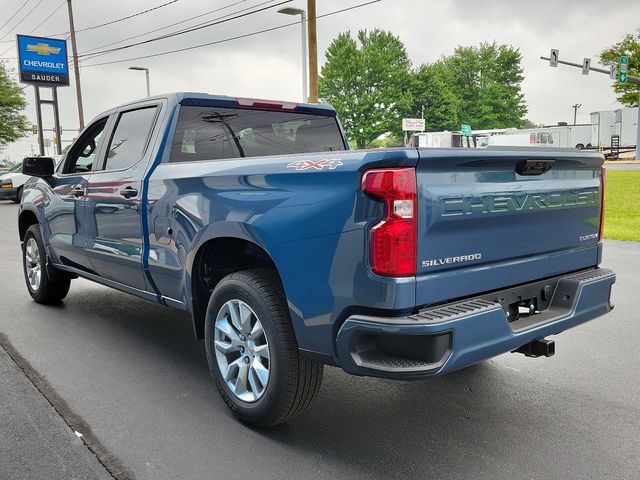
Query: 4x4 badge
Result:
<box><xmin>287</xmin><ymin>159</ymin><xmax>344</xmax><ymax>171</ymax></box>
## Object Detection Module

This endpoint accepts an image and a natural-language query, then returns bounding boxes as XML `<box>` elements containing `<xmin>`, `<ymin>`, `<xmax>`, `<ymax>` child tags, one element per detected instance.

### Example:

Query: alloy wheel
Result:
<box><xmin>24</xmin><ymin>237</ymin><xmax>42</xmax><ymax>291</ymax></box>
<box><xmin>214</xmin><ymin>299</ymin><xmax>271</xmax><ymax>402</ymax></box>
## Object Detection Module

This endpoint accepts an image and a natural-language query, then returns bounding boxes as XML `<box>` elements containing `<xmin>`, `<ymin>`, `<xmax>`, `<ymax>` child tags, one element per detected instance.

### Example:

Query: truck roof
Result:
<box><xmin>104</xmin><ymin>92</ymin><xmax>337</xmax><ymax>117</ymax></box>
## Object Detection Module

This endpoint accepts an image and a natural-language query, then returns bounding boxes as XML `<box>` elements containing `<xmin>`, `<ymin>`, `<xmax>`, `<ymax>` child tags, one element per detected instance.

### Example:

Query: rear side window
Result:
<box><xmin>169</xmin><ymin>106</ymin><xmax>345</xmax><ymax>163</ymax></box>
<box><xmin>103</xmin><ymin>107</ymin><xmax>158</xmax><ymax>171</ymax></box>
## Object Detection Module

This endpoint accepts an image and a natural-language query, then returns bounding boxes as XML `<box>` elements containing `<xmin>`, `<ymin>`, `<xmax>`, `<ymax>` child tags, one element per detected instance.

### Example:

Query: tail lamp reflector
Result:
<box><xmin>361</xmin><ymin>168</ymin><xmax>417</xmax><ymax>277</ymax></box>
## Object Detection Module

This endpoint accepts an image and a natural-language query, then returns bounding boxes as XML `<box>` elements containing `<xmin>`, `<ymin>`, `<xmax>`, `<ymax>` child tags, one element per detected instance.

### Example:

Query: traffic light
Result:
<box><xmin>32</xmin><ymin>124</ymin><xmax>38</xmax><ymax>135</ymax></box>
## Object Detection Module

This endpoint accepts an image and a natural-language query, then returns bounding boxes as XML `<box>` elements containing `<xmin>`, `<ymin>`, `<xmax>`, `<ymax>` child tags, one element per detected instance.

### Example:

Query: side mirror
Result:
<box><xmin>22</xmin><ymin>156</ymin><xmax>55</xmax><ymax>178</ymax></box>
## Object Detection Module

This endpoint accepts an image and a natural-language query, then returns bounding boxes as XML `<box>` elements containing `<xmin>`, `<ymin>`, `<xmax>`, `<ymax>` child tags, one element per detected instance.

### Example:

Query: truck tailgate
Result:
<box><xmin>415</xmin><ymin>147</ymin><xmax>604</xmax><ymax>306</ymax></box>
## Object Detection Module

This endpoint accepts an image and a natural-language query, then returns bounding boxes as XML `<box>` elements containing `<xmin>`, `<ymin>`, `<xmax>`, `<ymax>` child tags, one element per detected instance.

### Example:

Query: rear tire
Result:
<box><xmin>22</xmin><ymin>224</ymin><xmax>71</xmax><ymax>304</ymax></box>
<box><xmin>204</xmin><ymin>268</ymin><xmax>323</xmax><ymax>427</ymax></box>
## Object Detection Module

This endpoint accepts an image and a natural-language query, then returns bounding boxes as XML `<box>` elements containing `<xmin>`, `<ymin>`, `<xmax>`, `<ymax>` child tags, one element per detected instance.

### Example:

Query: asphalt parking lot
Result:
<box><xmin>0</xmin><ymin>200</ymin><xmax>638</xmax><ymax>480</ymax></box>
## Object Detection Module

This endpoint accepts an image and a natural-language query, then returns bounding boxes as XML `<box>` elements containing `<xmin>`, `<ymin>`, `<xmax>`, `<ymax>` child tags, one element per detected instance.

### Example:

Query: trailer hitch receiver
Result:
<box><xmin>513</xmin><ymin>339</ymin><xmax>555</xmax><ymax>358</ymax></box>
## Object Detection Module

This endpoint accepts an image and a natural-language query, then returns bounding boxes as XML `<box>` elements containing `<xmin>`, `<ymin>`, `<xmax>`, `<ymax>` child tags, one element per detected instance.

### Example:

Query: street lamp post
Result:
<box><xmin>277</xmin><ymin>7</ymin><xmax>307</xmax><ymax>102</ymax></box>
<box><xmin>129</xmin><ymin>66</ymin><xmax>151</xmax><ymax>97</ymax></box>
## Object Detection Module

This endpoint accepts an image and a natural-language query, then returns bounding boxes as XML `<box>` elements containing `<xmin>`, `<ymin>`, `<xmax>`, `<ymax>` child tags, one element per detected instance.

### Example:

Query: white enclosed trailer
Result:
<box><xmin>494</xmin><ymin>125</ymin><xmax>591</xmax><ymax>149</ymax></box>
<box><xmin>614</xmin><ymin>107</ymin><xmax>639</xmax><ymax>148</ymax></box>
<box><xmin>590</xmin><ymin>111</ymin><xmax>616</xmax><ymax>148</ymax></box>
<box><xmin>414</xmin><ymin>132</ymin><xmax>454</xmax><ymax>148</ymax></box>
<box><xmin>564</xmin><ymin>124</ymin><xmax>592</xmax><ymax>149</ymax></box>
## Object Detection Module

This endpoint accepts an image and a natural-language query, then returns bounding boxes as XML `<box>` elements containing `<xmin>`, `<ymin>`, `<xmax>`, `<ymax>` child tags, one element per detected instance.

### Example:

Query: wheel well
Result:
<box><xmin>191</xmin><ymin>237</ymin><xmax>281</xmax><ymax>339</ymax></box>
<box><xmin>18</xmin><ymin>210</ymin><xmax>39</xmax><ymax>241</ymax></box>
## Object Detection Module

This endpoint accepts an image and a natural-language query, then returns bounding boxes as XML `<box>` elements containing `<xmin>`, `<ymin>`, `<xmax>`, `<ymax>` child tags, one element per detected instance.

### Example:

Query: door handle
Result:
<box><xmin>71</xmin><ymin>185</ymin><xmax>85</xmax><ymax>197</ymax></box>
<box><xmin>119</xmin><ymin>186</ymin><xmax>139</xmax><ymax>199</ymax></box>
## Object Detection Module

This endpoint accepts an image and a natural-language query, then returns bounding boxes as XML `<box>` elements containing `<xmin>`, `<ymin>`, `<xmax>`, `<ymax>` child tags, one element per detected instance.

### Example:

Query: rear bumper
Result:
<box><xmin>335</xmin><ymin>268</ymin><xmax>615</xmax><ymax>380</ymax></box>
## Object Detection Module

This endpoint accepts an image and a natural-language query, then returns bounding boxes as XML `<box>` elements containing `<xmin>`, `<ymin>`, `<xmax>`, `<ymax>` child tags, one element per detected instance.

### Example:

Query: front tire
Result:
<box><xmin>22</xmin><ymin>224</ymin><xmax>71</xmax><ymax>304</ymax></box>
<box><xmin>204</xmin><ymin>269</ymin><xmax>323</xmax><ymax>427</ymax></box>
<box><xmin>12</xmin><ymin>186</ymin><xmax>22</xmax><ymax>203</ymax></box>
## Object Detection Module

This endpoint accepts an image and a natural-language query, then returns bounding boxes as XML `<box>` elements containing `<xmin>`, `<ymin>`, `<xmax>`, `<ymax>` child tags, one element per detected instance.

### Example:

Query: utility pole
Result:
<box><xmin>66</xmin><ymin>0</ymin><xmax>84</xmax><ymax>130</ymax></box>
<box><xmin>572</xmin><ymin>103</ymin><xmax>582</xmax><ymax>125</ymax></box>
<box><xmin>307</xmin><ymin>0</ymin><xmax>318</xmax><ymax>103</ymax></box>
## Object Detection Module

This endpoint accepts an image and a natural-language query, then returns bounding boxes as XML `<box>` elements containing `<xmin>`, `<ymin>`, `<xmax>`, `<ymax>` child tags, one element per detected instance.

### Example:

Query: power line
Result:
<box><xmin>28</xmin><ymin>1</ymin><xmax>66</xmax><ymax>34</ymax></box>
<box><xmin>77</xmin><ymin>0</ymin><xmax>180</xmax><ymax>33</ymax></box>
<box><xmin>78</xmin><ymin>0</ymin><xmax>291</xmax><ymax>60</ymax></box>
<box><xmin>0</xmin><ymin>0</ymin><xmax>46</xmax><ymax>41</ymax></box>
<box><xmin>83</xmin><ymin>22</ymin><xmax>298</xmax><ymax>67</ymax></box>
<box><xmin>0</xmin><ymin>0</ymin><xmax>181</xmax><ymax>57</ymax></box>
<box><xmin>137</xmin><ymin>0</ymin><xmax>275</xmax><ymax>39</ymax></box>
<box><xmin>82</xmin><ymin>0</ymin><xmax>382</xmax><ymax>68</ymax></box>
<box><xmin>49</xmin><ymin>0</ymin><xmax>181</xmax><ymax>37</ymax></box>
<box><xmin>0</xmin><ymin>1</ymin><xmax>66</xmax><ymax>58</ymax></box>
<box><xmin>0</xmin><ymin>0</ymin><xmax>31</xmax><ymax>34</ymax></box>
<box><xmin>79</xmin><ymin>0</ymin><xmax>252</xmax><ymax>55</ymax></box>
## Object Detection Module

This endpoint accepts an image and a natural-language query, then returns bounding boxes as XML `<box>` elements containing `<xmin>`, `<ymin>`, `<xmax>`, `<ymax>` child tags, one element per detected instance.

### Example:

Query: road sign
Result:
<box><xmin>582</xmin><ymin>58</ymin><xmax>591</xmax><ymax>75</ymax></box>
<box><xmin>619</xmin><ymin>56</ymin><xmax>628</xmax><ymax>85</ymax></box>
<box><xmin>460</xmin><ymin>123</ymin><xmax>472</xmax><ymax>136</ymax></box>
<box><xmin>610</xmin><ymin>63</ymin><xmax>618</xmax><ymax>80</ymax></box>
<box><xmin>550</xmin><ymin>49</ymin><xmax>559</xmax><ymax>67</ymax></box>
<box><xmin>16</xmin><ymin>34</ymin><xmax>69</xmax><ymax>86</ymax></box>
<box><xmin>402</xmin><ymin>118</ymin><xmax>425</xmax><ymax>131</ymax></box>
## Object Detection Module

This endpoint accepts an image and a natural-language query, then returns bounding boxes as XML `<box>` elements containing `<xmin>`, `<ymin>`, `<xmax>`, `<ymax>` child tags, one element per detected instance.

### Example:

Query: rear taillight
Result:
<box><xmin>362</xmin><ymin>168</ymin><xmax>417</xmax><ymax>277</ymax></box>
<box><xmin>599</xmin><ymin>166</ymin><xmax>606</xmax><ymax>240</ymax></box>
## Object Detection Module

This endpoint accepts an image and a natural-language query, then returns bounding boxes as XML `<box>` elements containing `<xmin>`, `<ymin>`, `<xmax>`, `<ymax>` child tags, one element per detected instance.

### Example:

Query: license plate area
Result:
<box><xmin>478</xmin><ymin>275</ymin><xmax>567</xmax><ymax>323</ymax></box>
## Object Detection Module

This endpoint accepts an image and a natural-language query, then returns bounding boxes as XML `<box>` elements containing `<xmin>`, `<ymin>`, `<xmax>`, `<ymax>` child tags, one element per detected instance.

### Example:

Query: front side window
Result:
<box><xmin>103</xmin><ymin>107</ymin><xmax>158</xmax><ymax>171</ymax></box>
<box><xmin>169</xmin><ymin>106</ymin><xmax>345</xmax><ymax>163</ymax></box>
<box><xmin>63</xmin><ymin>118</ymin><xmax>107</xmax><ymax>174</ymax></box>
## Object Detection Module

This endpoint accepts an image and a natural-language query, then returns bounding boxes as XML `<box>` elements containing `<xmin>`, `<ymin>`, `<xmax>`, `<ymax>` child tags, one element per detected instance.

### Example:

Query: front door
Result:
<box><xmin>46</xmin><ymin>117</ymin><xmax>109</xmax><ymax>273</ymax></box>
<box><xmin>85</xmin><ymin>105</ymin><xmax>160</xmax><ymax>292</ymax></box>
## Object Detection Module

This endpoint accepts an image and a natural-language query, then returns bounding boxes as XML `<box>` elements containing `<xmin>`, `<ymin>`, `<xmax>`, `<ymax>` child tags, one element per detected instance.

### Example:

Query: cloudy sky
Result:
<box><xmin>1</xmin><ymin>0</ymin><xmax>639</xmax><ymax>160</ymax></box>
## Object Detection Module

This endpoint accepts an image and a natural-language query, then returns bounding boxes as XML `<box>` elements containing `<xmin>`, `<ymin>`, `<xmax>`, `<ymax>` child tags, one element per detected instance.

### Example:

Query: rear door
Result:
<box><xmin>415</xmin><ymin>148</ymin><xmax>604</xmax><ymax>306</ymax></box>
<box><xmin>85</xmin><ymin>103</ymin><xmax>161</xmax><ymax>291</ymax></box>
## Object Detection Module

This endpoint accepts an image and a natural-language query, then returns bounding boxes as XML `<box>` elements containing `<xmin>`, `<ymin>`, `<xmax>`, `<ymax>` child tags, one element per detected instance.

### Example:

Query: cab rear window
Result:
<box><xmin>169</xmin><ymin>106</ymin><xmax>345</xmax><ymax>163</ymax></box>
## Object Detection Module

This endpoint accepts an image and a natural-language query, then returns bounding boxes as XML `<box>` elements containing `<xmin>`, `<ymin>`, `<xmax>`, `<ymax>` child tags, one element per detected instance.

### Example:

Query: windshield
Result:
<box><xmin>8</xmin><ymin>163</ymin><xmax>22</xmax><ymax>173</ymax></box>
<box><xmin>170</xmin><ymin>106</ymin><xmax>346</xmax><ymax>163</ymax></box>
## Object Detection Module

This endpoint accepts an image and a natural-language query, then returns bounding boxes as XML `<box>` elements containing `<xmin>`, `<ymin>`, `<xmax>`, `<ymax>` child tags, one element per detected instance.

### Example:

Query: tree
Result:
<box><xmin>600</xmin><ymin>33</ymin><xmax>640</xmax><ymax>107</ymax></box>
<box><xmin>521</xmin><ymin>119</ymin><xmax>540</xmax><ymax>129</ymax></box>
<box><xmin>319</xmin><ymin>29</ymin><xmax>412</xmax><ymax>148</ymax></box>
<box><xmin>442</xmin><ymin>42</ymin><xmax>528</xmax><ymax>129</ymax></box>
<box><xmin>411</xmin><ymin>61</ymin><xmax>460</xmax><ymax>131</ymax></box>
<box><xmin>0</xmin><ymin>63</ymin><xmax>29</xmax><ymax>147</ymax></box>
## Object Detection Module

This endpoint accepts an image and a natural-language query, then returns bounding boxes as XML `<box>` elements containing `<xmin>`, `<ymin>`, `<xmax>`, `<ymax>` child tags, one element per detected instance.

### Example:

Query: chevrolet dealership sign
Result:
<box><xmin>16</xmin><ymin>34</ymin><xmax>69</xmax><ymax>86</ymax></box>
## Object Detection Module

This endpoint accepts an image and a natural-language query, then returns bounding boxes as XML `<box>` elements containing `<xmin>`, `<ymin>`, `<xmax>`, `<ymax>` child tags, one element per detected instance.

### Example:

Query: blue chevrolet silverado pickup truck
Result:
<box><xmin>18</xmin><ymin>93</ymin><xmax>615</xmax><ymax>426</ymax></box>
